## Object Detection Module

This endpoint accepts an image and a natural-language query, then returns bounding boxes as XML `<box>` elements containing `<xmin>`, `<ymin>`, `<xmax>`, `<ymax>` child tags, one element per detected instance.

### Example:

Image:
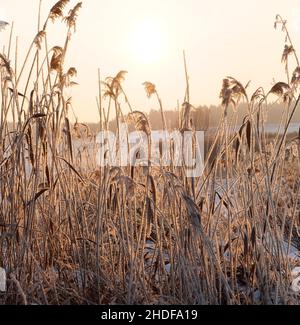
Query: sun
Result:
<box><xmin>130</xmin><ymin>19</ymin><xmax>167</xmax><ymax>64</ymax></box>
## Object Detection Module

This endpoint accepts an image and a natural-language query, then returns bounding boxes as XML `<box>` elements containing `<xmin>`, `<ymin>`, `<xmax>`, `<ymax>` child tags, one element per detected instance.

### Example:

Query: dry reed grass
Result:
<box><xmin>0</xmin><ymin>1</ymin><xmax>299</xmax><ymax>306</ymax></box>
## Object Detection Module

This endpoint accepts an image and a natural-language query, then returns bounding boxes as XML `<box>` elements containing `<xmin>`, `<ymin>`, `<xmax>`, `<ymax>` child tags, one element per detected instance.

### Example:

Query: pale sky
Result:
<box><xmin>1</xmin><ymin>0</ymin><xmax>300</xmax><ymax>122</ymax></box>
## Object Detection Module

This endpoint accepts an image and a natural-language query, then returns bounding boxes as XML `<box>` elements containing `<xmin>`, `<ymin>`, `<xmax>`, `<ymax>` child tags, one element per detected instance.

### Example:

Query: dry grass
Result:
<box><xmin>0</xmin><ymin>1</ymin><xmax>300</xmax><ymax>305</ymax></box>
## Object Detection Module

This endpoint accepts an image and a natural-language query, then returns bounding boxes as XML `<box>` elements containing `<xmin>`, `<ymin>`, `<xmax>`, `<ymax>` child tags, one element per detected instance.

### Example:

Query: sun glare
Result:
<box><xmin>130</xmin><ymin>19</ymin><xmax>167</xmax><ymax>64</ymax></box>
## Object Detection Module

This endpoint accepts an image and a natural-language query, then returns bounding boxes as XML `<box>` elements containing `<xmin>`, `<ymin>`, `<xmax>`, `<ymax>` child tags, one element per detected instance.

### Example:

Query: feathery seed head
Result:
<box><xmin>64</xmin><ymin>2</ymin><xmax>82</xmax><ymax>32</ymax></box>
<box><xmin>34</xmin><ymin>31</ymin><xmax>46</xmax><ymax>50</ymax></box>
<box><xmin>143</xmin><ymin>82</ymin><xmax>156</xmax><ymax>98</ymax></box>
<box><xmin>0</xmin><ymin>21</ymin><xmax>9</xmax><ymax>32</ymax></box>
<box><xmin>50</xmin><ymin>46</ymin><xmax>64</xmax><ymax>73</ymax></box>
<box><xmin>49</xmin><ymin>0</ymin><xmax>70</xmax><ymax>23</ymax></box>
<box><xmin>269</xmin><ymin>82</ymin><xmax>292</xmax><ymax>104</ymax></box>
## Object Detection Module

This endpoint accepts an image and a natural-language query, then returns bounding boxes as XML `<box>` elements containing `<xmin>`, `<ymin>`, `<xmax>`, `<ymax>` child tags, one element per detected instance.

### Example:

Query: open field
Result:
<box><xmin>0</xmin><ymin>1</ymin><xmax>300</xmax><ymax>305</ymax></box>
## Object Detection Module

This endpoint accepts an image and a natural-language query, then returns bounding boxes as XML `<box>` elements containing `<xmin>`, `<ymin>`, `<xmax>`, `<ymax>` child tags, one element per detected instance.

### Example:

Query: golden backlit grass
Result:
<box><xmin>0</xmin><ymin>1</ymin><xmax>299</xmax><ymax>305</ymax></box>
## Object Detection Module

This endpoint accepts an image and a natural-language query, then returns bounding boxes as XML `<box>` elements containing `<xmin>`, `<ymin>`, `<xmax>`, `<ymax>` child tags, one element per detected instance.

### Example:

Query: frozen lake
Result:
<box><xmin>263</xmin><ymin>123</ymin><xmax>299</xmax><ymax>134</ymax></box>
<box><xmin>207</xmin><ymin>123</ymin><xmax>299</xmax><ymax>135</ymax></box>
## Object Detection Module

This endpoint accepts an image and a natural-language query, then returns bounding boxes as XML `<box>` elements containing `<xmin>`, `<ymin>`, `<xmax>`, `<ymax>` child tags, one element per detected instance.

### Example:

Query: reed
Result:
<box><xmin>0</xmin><ymin>1</ymin><xmax>299</xmax><ymax>305</ymax></box>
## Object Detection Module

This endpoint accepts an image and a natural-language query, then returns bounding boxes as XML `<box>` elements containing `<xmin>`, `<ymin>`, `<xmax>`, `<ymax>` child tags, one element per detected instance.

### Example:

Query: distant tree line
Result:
<box><xmin>86</xmin><ymin>101</ymin><xmax>300</xmax><ymax>134</ymax></box>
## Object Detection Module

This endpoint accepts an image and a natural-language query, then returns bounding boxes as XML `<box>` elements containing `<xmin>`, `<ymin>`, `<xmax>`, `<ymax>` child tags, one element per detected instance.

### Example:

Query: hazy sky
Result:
<box><xmin>1</xmin><ymin>0</ymin><xmax>300</xmax><ymax>122</ymax></box>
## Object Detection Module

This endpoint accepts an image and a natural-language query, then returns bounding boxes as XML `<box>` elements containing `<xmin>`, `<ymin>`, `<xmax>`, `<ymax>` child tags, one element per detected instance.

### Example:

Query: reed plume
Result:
<box><xmin>50</xmin><ymin>46</ymin><xmax>64</xmax><ymax>73</ymax></box>
<box><xmin>49</xmin><ymin>0</ymin><xmax>70</xmax><ymax>22</ymax></box>
<box><xmin>64</xmin><ymin>2</ymin><xmax>82</xmax><ymax>31</ymax></box>
<box><xmin>0</xmin><ymin>21</ymin><xmax>9</xmax><ymax>32</ymax></box>
<box><xmin>269</xmin><ymin>82</ymin><xmax>292</xmax><ymax>104</ymax></box>
<box><xmin>143</xmin><ymin>82</ymin><xmax>156</xmax><ymax>98</ymax></box>
<box><xmin>128</xmin><ymin>111</ymin><xmax>151</xmax><ymax>136</ymax></box>
<box><xmin>33</xmin><ymin>31</ymin><xmax>46</xmax><ymax>50</ymax></box>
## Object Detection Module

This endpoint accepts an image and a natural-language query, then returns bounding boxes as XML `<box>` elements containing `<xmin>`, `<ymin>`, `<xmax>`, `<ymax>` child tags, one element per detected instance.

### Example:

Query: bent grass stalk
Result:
<box><xmin>0</xmin><ymin>2</ymin><xmax>299</xmax><ymax>305</ymax></box>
